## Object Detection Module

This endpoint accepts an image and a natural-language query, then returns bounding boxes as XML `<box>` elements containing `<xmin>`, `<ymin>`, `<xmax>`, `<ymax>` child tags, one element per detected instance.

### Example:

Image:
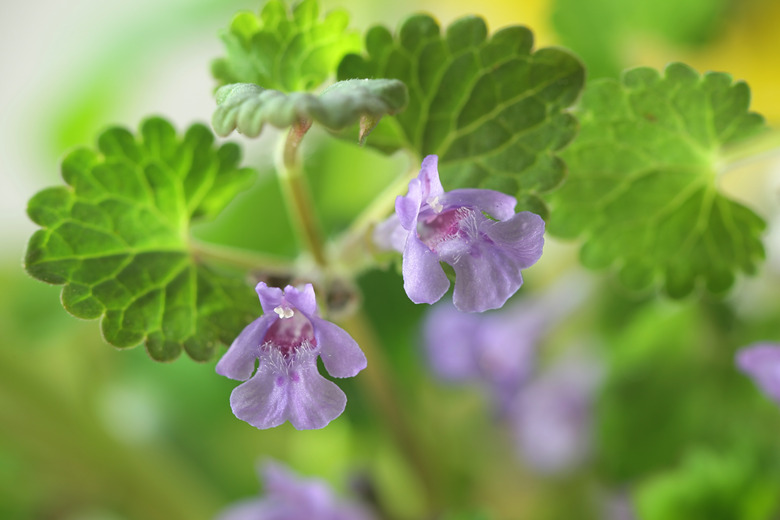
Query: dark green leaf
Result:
<box><xmin>212</xmin><ymin>79</ymin><xmax>408</xmax><ymax>142</ymax></box>
<box><xmin>547</xmin><ymin>63</ymin><xmax>767</xmax><ymax>297</ymax></box>
<box><xmin>24</xmin><ymin>118</ymin><xmax>258</xmax><ymax>362</ymax></box>
<box><xmin>212</xmin><ymin>0</ymin><xmax>361</xmax><ymax>92</ymax></box>
<box><xmin>338</xmin><ymin>14</ymin><xmax>584</xmax><ymax>217</ymax></box>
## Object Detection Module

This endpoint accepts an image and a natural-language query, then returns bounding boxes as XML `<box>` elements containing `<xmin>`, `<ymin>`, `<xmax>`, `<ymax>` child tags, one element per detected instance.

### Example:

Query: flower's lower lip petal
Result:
<box><xmin>230</xmin><ymin>368</ymin><xmax>289</xmax><ymax>429</ymax></box>
<box><xmin>286</xmin><ymin>365</ymin><xmax>347</xmax><ymax>430</ymax></box>
<box><xmin>402</xmin><ymin>236</ymin><xmax>450</xmax><ymax>304</ymax></box>
<box><xmin>312</xmin><ymin>317</ymin><xmax>366</xmax><ymax>378</ymax></box>
<box><xmin>451</xmin><ymin>245</ymin><xmax>524</xmax><ymax>312</ymax></box>
<box><xmin>216</xmin><ymin>315</ymin><xmax>276</xmax><ymax>381</ymax></box>
<box><xmin>483</xmin><ymin>211</ymin><xmax>546</xmax><ymax>268</ymax></box>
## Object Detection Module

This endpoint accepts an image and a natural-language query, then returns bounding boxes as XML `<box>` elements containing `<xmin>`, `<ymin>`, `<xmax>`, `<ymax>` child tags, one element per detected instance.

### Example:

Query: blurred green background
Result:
<box><xmin>3</xmin><ymin>0</ymin><xmax>780</xmax><ymax>519</ymax></box>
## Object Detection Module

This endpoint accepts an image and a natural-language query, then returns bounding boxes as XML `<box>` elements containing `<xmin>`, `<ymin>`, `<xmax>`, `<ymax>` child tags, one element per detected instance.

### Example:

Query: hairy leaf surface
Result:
<box><xmin>212</xmin><ymin>79</ymin><xmax>408</xmax><ymax>142</ymax></box>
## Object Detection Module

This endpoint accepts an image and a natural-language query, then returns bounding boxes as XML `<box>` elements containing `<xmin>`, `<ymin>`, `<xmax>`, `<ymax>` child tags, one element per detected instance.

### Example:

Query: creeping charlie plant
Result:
<box><xmin>20</xmin><ymin>0</ymin><xmax>780</xmax><ymax>518</ymax></box>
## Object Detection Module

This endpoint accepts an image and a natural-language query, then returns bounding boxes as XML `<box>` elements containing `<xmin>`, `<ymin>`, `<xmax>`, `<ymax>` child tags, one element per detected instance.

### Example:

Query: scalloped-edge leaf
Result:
<box><xmin>212</xmin><ymin>79</ymin><xmax>408</xmax><ymax>143</ymax></box>
<box><xmin>212</xmin><ymin>0</ymin><xmax>361</xmax><ymax>92</ymax></box>
<box><xmin>547</xmin><ymin>62</ymin><xmax>767</xmax><ymax>297</ymax></box>
<box><xmin>24</xmin><ymin>117</ymin><xmax>259</xmax><ymax>362</ymax></box>
<box><xmin>337</xmin><ymin>14</ymin><xmax>585</xmax><ymax>217</ymax></box>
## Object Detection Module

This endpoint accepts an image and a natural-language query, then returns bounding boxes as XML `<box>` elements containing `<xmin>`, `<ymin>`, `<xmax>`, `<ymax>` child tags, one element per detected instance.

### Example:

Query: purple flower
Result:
<box><xmin>423</xmin><ymin>300</ymin><xmax>540</xmax><ymax>411</ymax></box>
<box><xmin>376</xmin><ymin>155</ymin><xmax>545</xmax><ymax>313</ymax></box>
<box><xmin>216</xmin><ymin>283</ymin><xmax>367</xmax><ymax>430</ymax></box>
<box><xmin>510</xmin><ymin>354</ymin><xmax>602</xmax><ymax>475</ymax></box>
<box><xmin>422</xmin><ymin>273</ymin><xmax>592</xmax><ymax>410</ymax></box>
<box><xmin>736</xmin><ymin>342</ymin><xmax>780</xmax><ymax>404</ymax></box>
<box><xmin>216</xmin><ymin>459</ymin><xmax>375</xmax><ymax>520</ymax></box>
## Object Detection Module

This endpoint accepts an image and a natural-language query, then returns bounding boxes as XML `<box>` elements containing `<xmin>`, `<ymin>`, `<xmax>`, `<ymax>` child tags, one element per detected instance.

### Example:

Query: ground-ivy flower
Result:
<box><xmin>216</xmin><ymin>459</ymin><xmax>375</xmax><ymax>520</ymax></box>
<box><xmin>510</xmin><ymin>354</ymin><xmax>602</xmax><ymax>474</ymax></box>
<box><xmin>376</xmin><ymin>155</ymin><xmax>545</xmax><ymax>312</ymax></box>
<box><xmin>736</xmin><ymin>342</ymin><xmax>780</xmax><ymax>404</ymax></box>
<box><xmin>216</xmin><ymin>283</ymin><xmax>367</xmax><ymax>430</ymax></box>
<box><xmin>423</xmin><ymin>300</ymin><xmax>540</xmax><ymax>411</ymax></box>
<box><xmin>422</xmin><ymin>274</ymin><xmax>591</xmax><ymax>410</ymax></box>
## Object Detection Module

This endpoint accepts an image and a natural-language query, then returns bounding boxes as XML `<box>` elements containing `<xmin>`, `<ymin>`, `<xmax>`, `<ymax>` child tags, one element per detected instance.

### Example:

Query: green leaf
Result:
<box><xmin>635</xmin><ymin>448</ymin><xmax>780</xmax><ymax>520</ymax></box>
<box><xmin>212</xmin><ymin>0</ymin><xmax>361</xmax><ymax>92</ymax></box>
<box><xmin>547</xmin><ymin>63</ymin><xmax>767</xmax><ymax>297</ymax></box>
<box><xmin>24</xmin><ymin>118</ymin><xmax>258</xmax><ymax>362</ymax></box>
<box><xmin>212</xmin><ymin>79</ymin><xmax>408</xmax><ymax>142</ymax></box>
<box><xmin>337</xmin><ymin>14</ymin><xmax>584</xmax><ymax>216</ymax></box>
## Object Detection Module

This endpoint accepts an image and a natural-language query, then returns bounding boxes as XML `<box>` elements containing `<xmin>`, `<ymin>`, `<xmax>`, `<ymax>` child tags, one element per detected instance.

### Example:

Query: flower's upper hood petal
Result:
<box><xmin>283</xmin><ymin>283</ymin><xmax>318</xmax><ymax>317</ymax></box>
<box><xmin>439</xmin><ymin>188</ymin><xmax>517</xmax><ymax>220</ymax></box>
<box><xmin>256</xmin><ymin>283</ymin><xmax>284</xmax><ymax>315</ymax></box>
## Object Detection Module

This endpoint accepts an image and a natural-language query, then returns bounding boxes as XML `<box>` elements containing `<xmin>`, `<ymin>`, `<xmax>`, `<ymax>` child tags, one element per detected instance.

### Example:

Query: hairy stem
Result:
<box><xmin>189</xmin><ymin>238</ymin><xmax>293</xmax><ymax>276</ymax></box>
<box><xmin>342</xmin><ymin>160</ymin><xmax>419</xmax><ymax>240</ymax></box>
<box><xmin>338</xmin><ymin>310</ymin><xmax>443</xmax><ymax>516</ymax></box>
<box><xmin>276</xmin><ymin>120</ymin><xmax>328</xmax><ymax>266</ymax></box>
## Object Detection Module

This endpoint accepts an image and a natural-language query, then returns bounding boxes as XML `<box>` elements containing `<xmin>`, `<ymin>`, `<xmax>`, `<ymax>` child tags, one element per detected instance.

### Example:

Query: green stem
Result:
<box><xmin>271</xmin><ymin>125</ymin><xmax>442</xmax><ymax>513</ymax></box>
<box><xmin>277</xmin><ymin>120</ymin><xmax>328</xmax><ymax>267</ymax></box>
<box><xmin>338</xmin><ymin>310</ymin><xmax>442</xmax><ymax>517</ymax></box>
<box><xmin>343</xmin><ymin>161</ymin><xmax>419</xmax><ymax>241</ymax></box>
<box><xmin>333</xmin><ymin>158</ymin><xmax>419</xmax><ymax>272</ymax></box>
<box><xmin>189</xmin><ymin>238</ymin><xmax>293</xmax><ymax>275</ymax></box>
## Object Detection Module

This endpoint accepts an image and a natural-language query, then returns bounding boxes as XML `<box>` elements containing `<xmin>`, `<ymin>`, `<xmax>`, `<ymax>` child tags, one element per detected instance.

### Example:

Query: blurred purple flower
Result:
<box><xmin>375</xmin><ymin>155</ymin><xmax>545</xmax><ymax>313</ymax></box>
<box><xmin>510</xmin><ymin>355</ymin><xmax>602</xmax><ymax>475</ymax></box>
<box><xmin>736</xmin><ymin>342</ymin><xmax>780</xmax><ymax>404</ymax></box>
<box><xmin>422</xmin><ymin>273</ymin><xmax>592</xmax><ymax>411</ymax></box>
<box><xmin>423</xmin><ymin>300</ymin><xmax>540</xmax><ymax>410</ymax></box>
<box><xmin>216</xmin><ymin>283</ymin><xmax>367</xmax><ymax>430</ymax></box>
<box><xmin>604</xmin><ymin>491</ymin><xmax>637</xmax><ymax>520</ymax></box>
<box><xmin>216</xmin><ymin>460</ymin><xmax>375</xmax><ymax>520</ymax></box>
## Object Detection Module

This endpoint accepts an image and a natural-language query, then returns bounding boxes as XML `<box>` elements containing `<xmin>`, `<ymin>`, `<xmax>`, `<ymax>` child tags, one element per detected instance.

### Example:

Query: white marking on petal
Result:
<box><xmin>427</xmin><ymin>195</ymin><xmax>443</xmax><ymax>213</ymax></box>
<box><xmin>274</xmin><ymin>306</ymin><xmax>294</xmax><ymax>319</ymax></box>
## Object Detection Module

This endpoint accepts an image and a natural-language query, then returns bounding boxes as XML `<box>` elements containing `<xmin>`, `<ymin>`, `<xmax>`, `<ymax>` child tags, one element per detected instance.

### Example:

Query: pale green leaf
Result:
<box><xmin>212</xmin><ymin>79</ymin><xmax>408</xmax><ymax>142</ymax></box>
<box><xmin>547</xmin><ymin>63</ymin><xmax>767</xmax><ymax>297</ymax></box>
<box><xmin>212</xmin><ymin>0</ymin><xmax>361</xmax><ymax>92</ymax></box>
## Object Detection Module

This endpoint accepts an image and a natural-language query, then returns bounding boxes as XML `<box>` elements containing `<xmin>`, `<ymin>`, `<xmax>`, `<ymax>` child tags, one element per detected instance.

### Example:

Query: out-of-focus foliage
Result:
<box><xmin>551</xmin><ymin>0</ymin><xmax>730</xmax><ymax>78</ymax></box>
<box><xmin>548</xmin><ymin>63</ymin><xmax>766</xmax><ymax>297</ymax></box>
<box><xmin>636</xmin><ymin>449</ymin><xmax>780</xmax><ymax>520</ymax></box>
<box><xmin>212</xmin><ymin>0</ymin><xmax>361</xmax><ymax>91</ymax></box>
